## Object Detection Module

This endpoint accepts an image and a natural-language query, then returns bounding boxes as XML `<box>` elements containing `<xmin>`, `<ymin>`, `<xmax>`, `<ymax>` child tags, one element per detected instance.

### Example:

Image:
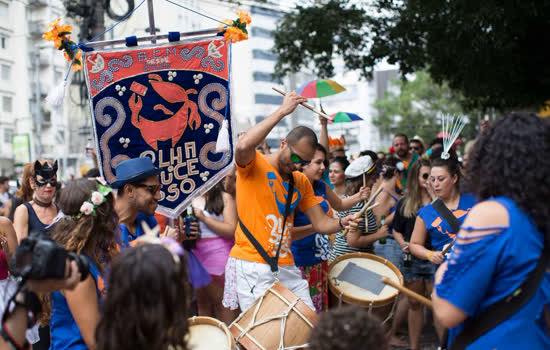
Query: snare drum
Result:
<box><xmin>328</xmin><ymin>252</ymin><xmax>403</xmax><ymax>322</ymax></box>
<box><xmin>186</xmin><ymin>316</ymin><xmax>236</xmax><ymax>350</ymax></box>
<box><xmin>229</xmin><ymin>282</ymin><xmax>317</xmax><ymax>350</ymax></box>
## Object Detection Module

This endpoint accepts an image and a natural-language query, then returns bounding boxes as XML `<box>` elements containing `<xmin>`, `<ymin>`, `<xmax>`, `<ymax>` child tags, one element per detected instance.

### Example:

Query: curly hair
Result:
<box><xmin>96</xmin><ymin>244</ymin><xmax>191</xmax><ymax>350</ymax></box>
<box><xmin>51</xmin><ymin>179</ymin><xmax>118</xmax><ymax>272</ymax></box>
<box><xmin>308</xmin><ymin>306</ymin><xmax>388</xmax><ymax>350</ymax></box>
<box><xmin>466</xmin><ymin>112</ymin><xmax>550</xmax><ymax>239</ymax></box>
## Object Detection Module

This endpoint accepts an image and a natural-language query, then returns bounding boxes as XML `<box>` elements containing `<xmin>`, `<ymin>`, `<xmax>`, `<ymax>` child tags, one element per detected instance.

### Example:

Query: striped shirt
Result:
<box><xmin>329</xmin><ymin>197</ymin><xmax>378</xmax><ymax>262</ymax></box>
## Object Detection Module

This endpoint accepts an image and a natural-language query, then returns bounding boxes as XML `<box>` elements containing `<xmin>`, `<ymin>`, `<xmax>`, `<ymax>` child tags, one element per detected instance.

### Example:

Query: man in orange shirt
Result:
<box><xmin>222</xmin><ymin>92</ymin><xmax>352</xmax><ymax>311</ymax></box>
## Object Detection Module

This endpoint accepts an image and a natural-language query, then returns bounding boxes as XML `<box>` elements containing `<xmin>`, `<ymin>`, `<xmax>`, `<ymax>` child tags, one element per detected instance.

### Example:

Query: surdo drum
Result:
<box><xmin>328</xmin><ymin>252</ymin><xmax>403</xmax><ymax>323</ymax></box>
<box><xmin>229</xmin><ymin>282</ymin><xmax>317</xmax><ymax>350</ymax></box>
<box><xmin>186</xmin><ymin>316</ymin><xmax>236</xmax><ymax>350</ymax></box>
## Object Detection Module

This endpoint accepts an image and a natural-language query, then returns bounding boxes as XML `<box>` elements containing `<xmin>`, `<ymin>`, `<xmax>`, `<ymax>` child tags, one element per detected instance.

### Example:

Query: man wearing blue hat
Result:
<box><xmin>112</xmin><ymin>157</ymin><xmax>163</xmax><ymax>246</ymax></box>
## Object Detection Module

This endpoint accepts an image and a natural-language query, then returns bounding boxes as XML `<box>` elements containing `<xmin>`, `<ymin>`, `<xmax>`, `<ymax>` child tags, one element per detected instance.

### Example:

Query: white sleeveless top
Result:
<box><xmin>192</xmin><ymin>196</ymin><xmax>225</xmax><ymax>239</ymax></box>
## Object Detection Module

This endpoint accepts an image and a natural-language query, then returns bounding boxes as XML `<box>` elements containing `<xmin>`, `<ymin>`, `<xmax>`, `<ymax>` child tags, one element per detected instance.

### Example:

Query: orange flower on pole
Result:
<box><xmin>219</xmin><ymin>10</ymin><xmax>251</xmax><ymax>43</ymax></box>
<box><xmin>43</xmin><ymin>18</ymin><xmax>82</xmax><ymax>71</ymax></box>
<box><xmin>237</xmin><ymin>10</ymin><xmax>252</xmax><ymax>25</ymax></box>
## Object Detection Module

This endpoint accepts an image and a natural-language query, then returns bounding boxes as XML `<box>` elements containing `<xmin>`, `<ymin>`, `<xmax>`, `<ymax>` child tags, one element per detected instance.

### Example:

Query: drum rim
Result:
<box><xmin>188</xmin><ymin>315</ymin><xmax>236</xmax><ymax>349</ymax></box>
<box><xmin>328</xmin><ymin>252</ymin><xmax>404</xmax><ymax>307</ymax></box>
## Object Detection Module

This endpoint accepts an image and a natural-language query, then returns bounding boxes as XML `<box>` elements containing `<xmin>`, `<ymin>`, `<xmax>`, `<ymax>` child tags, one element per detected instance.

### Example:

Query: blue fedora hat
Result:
<box><xmin>111</xmin><ymin>157</ymin><xmax>161</xmax><ymax>188</ymax></box>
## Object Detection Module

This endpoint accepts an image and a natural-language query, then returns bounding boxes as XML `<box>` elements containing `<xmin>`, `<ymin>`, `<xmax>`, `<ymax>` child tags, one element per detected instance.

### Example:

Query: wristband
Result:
<box><xmin>427</xmin><ymin>251</ymin><xmax>434</xmax><ymax>261</ymax></box>
<box><xmin>338</xmin><ymin>217</ymin><xmax>344</xmax><ymax>229</ymax></box>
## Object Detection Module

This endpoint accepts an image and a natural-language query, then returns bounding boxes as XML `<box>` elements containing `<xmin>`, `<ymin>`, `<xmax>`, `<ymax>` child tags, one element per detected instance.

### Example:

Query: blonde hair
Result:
<box><xmin>401</xmin><ymin>158</ymin><xmax>431</xmax><ymax>217</ymax></box>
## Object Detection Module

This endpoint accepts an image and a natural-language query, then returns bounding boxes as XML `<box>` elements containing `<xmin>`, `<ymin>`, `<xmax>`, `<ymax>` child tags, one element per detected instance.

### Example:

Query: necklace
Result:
<box><xmin>33</xmin><ymin>197</ymin><xmax>52</xmax><ymax>208</ymax></box>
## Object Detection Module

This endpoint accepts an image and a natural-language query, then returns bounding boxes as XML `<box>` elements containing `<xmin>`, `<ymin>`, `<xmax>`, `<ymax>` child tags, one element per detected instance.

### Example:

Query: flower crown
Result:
<box><xmin>75</xmin><ymin>184</ymin><xmax>113</xmax><ymax>219</ymax></box>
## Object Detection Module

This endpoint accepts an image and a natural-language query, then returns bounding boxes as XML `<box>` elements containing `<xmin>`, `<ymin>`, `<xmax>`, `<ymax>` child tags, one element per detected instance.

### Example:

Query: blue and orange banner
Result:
<box><xmin>83</xmin><ymin>36</ymin><xmax>234</xmax><ymax>218</ymax></box>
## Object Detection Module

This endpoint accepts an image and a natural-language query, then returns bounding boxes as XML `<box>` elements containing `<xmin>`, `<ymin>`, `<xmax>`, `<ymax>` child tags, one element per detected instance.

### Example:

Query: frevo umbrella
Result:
<box><xmin>328</xmin><ymin>112</ymin><xmax>363</xmax><ymax>124</ymax></box>
<box><xmin>297</xmin><ymin>79</ymin><xmax>346</xmax><ymax>98</ymax></box>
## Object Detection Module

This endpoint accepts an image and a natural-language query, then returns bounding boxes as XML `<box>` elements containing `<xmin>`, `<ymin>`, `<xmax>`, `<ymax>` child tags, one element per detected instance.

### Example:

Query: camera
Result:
<box><xmin>11</xmin><ymin>234</ymin><xmax>89</xmax><ymax>281</ymax></box>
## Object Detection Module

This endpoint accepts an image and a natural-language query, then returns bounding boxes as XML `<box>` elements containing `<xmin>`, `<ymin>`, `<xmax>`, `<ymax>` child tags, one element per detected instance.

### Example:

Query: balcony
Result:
<box><xmin>28</xmin><ymin>21</ymin><xmax>46</xmax><ymax>37</ymax></box>
<box><xmin>28</xmin><ymin>0</ymin><xmax>48</xmax><ymax>7</ymax></box>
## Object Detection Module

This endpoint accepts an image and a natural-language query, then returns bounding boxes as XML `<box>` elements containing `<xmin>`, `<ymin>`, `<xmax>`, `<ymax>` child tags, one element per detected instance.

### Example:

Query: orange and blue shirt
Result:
<box><xmin>417</xmin><ymin>193</ymin><xmax>476</xmax><ymax>251</ymax></box>
<box><xmin>230</xmin><ymin>151</ymin><xmax>319</xmax><ymax>266</ymax></box>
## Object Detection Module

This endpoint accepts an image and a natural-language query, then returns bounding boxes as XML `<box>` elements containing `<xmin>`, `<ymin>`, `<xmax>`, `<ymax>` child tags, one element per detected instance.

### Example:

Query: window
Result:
<box><xmin>1</xmin><ymin>64</ymin><xmax>10</xmax><ymax>80</ymax></box>
<box><xmin>3</xmin><ymin>128</ymin><xmax>12</xmax><ymax>144</ymax></box>
<box><xmin>2</xmin><ymin>96</ymin><xmax>12</xmax><ymax>113</ymax></box>
<box><xmin>0</xmin><ymin>3</ymin><xmax>8</xmax><ymax>18</ymax></box>
<box><xmin>252</xmin><ymin>49</ymin><xmax>278</xmax><ymax>61</ymax></box>
<box><xmin>254</xmin><ymin>94</ymin><xmax>283</xmax><ymax>105</ymax></box>
<box><xmin>0</xmin><ymin>36</ymin><xmax>6</xmax><ymax>49</ymax></box>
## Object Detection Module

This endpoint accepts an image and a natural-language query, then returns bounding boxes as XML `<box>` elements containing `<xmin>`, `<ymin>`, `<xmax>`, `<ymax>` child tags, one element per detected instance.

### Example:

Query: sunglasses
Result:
<box><xmin>410</xmin><ymin>146</ymin><xmax>420</xmax><ymax>151</ymax></box>
<box><xmin>421</xmin><ymin>173</ymin><xmax>429</xmax><ymax>180</ymax></box>
<box><xmin>134</xmin><ymin>183</ymin><xmax>162</xmax><ymax>195</ymax></box>
<box><xmin>287</xmin><ymin>143</ymin><xmax>310</xmax><ymax>166</ymax></box>
<box><xmin>34</xmin><ymin>177</ymin><xmax>57</xmax><ymax>187</ymax></box>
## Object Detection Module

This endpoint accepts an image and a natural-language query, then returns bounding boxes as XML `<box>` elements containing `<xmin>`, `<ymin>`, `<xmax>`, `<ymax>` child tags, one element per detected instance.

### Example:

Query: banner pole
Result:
<box><xmin>147</xmin><ymin>0</ymin><xmax>157</xmax><ymax>43</ymax></box>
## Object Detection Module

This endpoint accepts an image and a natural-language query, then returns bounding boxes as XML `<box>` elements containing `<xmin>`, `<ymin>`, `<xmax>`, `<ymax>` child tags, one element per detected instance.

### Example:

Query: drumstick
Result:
<box><xmin>381</xmin><ymin>277</ymin><xmax>433</xmax><ymax>309</ymax></box>
<box><xmin>340</xmin><ymin>186</ymin><xmax>383</xmax><ymax>236</ymax></box>
<box><xmin>340</xmin><ymin>202</ymin><xmax>380</xmax><ymax>237</ymax></box>
<box><xmin>272</xmin><ymin>87</ymin><xmax>334</xmax><ymax>120</ymax></box>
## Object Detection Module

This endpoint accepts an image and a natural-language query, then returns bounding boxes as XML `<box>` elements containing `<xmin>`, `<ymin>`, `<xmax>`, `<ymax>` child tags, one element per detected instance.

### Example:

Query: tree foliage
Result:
<box><xmin>273</xmin><ymin>0</ymin><xmax>550</xmax><ymax>111</ymax></box>
<box><xmin>373</xmin><ymin>71</ymin><xmax>479</xmax><ymax>143</ymax></box>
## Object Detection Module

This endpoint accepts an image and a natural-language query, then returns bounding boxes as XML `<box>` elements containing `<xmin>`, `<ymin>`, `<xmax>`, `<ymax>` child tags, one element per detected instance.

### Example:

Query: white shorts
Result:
<box><xmin>223</xmin><ymin>257</ymin><xmax>314</xmax><ymax>312</ymax></box>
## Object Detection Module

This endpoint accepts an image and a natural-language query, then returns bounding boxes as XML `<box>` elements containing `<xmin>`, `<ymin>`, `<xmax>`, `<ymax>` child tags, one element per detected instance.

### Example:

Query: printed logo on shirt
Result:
<box><xmin>265</xmin><ymin>214</ymin><xmax>293</xmax><ymax>257</ymax></box>
<box><xmin>267</xmin><ymin>171</ymin><xmax>301</xmax><ymax>216</ymax></box>
<box><xmin>430</xmin><ymin>209</ymin><xmax>469</xmax><ymax>238</ymax></box>
<box><xmin>314</xmin><ymin>233</ymin><xmax>331</xmax><ymax>260</ymax></box>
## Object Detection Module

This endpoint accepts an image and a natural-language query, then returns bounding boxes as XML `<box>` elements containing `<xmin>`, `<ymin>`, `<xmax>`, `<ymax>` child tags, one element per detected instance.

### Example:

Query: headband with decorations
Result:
<box><xmin>440</xmin><ymin>114</ymin><xmax>466</xmax><ymax>160</ymax></box>
<box><xmin>75</xmin><ymin>183</ymin><xmax>113</xmax><ymax>219</ymax></box>
<box><xmin>34</xmin><ymin>160</ymin><xmax>58</xmax><ymax>180</ymax></box>
<box><xmin>329</xmin><ymin>136</ymin><xmax>346</xmax><ymax>152</ymax></box>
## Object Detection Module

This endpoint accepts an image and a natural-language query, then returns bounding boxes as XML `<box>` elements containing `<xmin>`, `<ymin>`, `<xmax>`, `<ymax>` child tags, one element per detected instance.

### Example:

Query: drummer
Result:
<box><xmin>222</xmin><ymin>92</ymin><xmax>353</xmax><ymax>312</ymax></box>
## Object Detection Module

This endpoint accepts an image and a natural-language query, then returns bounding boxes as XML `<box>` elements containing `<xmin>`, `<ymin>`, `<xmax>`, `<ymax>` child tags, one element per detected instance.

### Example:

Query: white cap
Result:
<box><xmin>345</xmin><ymin>156</ymin><xmax>376</xmax><ymax>178</ymax></box>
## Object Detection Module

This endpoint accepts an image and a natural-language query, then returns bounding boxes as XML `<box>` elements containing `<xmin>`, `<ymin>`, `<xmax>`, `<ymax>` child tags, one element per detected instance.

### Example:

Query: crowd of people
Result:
<box><xmin>0</xmin><ymin>91</ymin><xmax>548</xmax><ymax>350</ymax></box>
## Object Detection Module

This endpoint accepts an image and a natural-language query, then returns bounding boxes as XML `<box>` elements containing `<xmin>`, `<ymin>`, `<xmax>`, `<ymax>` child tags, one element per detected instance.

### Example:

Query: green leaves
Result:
<box><xmin>273</xmin><ymin>0</ymin><xmax>550</xmax><ymax>111</ymax></box>
<box><xmin>372</xmin><ymin>71</ymin><xmax>479</xmax><ymax>143</ymax></box>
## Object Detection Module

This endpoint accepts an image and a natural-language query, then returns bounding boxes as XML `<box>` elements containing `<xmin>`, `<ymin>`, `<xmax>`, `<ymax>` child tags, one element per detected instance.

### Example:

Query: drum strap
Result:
<box><xmin>447</xmin><ymin>241</ymin><xmax>550</xmax><ymax>350</ymax></box>
<box><xmin>238</xmin><ymin>174</ymin><xmax>295</xmax><ymax>275</ymax></box>
<box><xmin>431</xmin><ymin>198</ymin><xmax>461</xmax><ymax>234</ymax></box>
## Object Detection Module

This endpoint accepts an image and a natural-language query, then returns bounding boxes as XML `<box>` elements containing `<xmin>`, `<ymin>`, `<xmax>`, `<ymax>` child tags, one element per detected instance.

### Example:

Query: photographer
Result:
<box><xmin>1</xmin><ymin>261</ymin><xmax>81</xmax><ymax>350</ymax></box>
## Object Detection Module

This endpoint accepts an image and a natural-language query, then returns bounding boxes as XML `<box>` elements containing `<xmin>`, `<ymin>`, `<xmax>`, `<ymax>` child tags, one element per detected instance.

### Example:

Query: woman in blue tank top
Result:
<box><xmin>433</xmin><ymin>113</ymin><xmax>550</xmax><ymax>349</ymax></box>
<box><xmin>291</xmin><ymin>144</ymin><xmax>370</xmax><ymax>313</ymax></box>
<box><xmin>47</xmin><ymin>179</ymin><xmax>119</xmax><ymax>350</ymax></box>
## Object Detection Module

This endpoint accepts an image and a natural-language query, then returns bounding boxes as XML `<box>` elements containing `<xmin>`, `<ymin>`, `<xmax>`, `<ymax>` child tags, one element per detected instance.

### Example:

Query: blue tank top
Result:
<box><xmin>24</xmin><ymin>202</ymin><xmax>58</xmax><ymax>236</ymax></box>
<box><xmin>291</xmin><ymin>180</ymin><xmax>332</xmax><ymax>267</ymax></box>
<box><xmin>116</xmin><ymin>212</ymin><xmax>158</xmax><ymax>248</ymax></box>
<box><xmin>417</xmin><ymin>193</ymin><xmax>476</xmax><ymax>251</ymax></box>
<box><xmin>437</xmin><ymin>197</ymin><xmax>549</xmax><ymax>349</ymax></box>
<box><xmin>49</xmin><ymin>256</ymin><xmax>106</xmax><ymax>350</ymax></box>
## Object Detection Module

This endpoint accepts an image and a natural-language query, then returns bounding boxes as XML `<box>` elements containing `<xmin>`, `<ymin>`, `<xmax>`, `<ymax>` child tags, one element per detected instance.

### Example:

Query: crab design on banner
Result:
<box><xmin>83</xmin><ymin>36</ymin><xmax>233</xmax><ymax>218</ymax></box>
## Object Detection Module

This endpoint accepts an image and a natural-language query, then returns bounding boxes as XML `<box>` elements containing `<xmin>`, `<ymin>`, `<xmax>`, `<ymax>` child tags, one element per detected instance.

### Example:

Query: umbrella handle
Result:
<box><xmin>272</xmin><ymin>87</ymin><xmax>334</xmax><ymax>120</ymax></box>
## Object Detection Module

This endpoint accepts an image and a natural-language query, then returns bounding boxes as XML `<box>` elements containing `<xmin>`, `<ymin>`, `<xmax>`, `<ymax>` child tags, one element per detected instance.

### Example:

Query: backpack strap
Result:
<box><xmin>432</xmin><ymin>198</ymin><xmax>461</xmax><ymax>234</ymax></box>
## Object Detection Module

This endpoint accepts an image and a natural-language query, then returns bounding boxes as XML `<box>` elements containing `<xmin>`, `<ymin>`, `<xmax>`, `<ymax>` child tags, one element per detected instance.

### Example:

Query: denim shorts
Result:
<box><xmin>373</xmin><ymin>238</ymin><xmax>403</xmax><ymax>270</ymax></box>
<box><xmin>401</xmin><ymin>257</ymin><xmax>435</xmax><ymax>282</ymax></box>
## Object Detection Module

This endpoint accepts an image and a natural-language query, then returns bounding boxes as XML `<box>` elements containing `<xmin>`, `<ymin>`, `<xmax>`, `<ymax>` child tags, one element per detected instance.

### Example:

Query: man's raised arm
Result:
<box><xmin>235</xmin><ymin>92</ymin><xmax>307</xmax><ymax>167</ymax></box>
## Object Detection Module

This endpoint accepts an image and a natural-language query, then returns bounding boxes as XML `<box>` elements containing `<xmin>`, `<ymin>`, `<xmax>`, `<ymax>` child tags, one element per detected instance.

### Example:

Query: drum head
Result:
<box><xmin>328</xmin><ymin>252</ymin><xmax>403</xmax><ymax>307</ymax></box>
<box><xmin>187</xmin><ymin>316</ymin><xmax>235</xmax><ymax>350</ymax></box>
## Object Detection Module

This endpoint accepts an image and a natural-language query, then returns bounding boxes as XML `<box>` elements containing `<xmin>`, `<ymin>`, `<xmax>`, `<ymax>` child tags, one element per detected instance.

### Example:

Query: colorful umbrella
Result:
<box><xmin>297</xmin><ymin>79</ymin><xmax>346</xmax><ymax>98</ymax></box>
<box><xmin>328</xmin><ymin>112</ymin><xmax>363</xmax><ymax>123</ymax></box>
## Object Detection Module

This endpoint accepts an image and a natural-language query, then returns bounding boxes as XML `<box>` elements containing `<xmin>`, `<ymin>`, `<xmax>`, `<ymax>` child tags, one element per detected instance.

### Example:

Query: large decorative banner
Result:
<box><xmin>82</xmin><ymin>36</ymin><xmax>234</xmax><ymax>218</ymax></box>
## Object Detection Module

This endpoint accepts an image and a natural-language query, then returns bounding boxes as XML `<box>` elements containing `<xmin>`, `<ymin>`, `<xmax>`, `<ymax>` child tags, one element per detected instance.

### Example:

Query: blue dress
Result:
<box><xmin>291</xmin><ymin>180</ymin><xmax>332</xmax><ymax>267</ymax></box>
<box><xmin>49</xmin><ymin>257</ymin><xmax>106</xmax><ymax>350</ymax></box>
<box><xmin>436</xmin><ymin>197</ymin><xmax>550</xmax><ymax>349</ymax></box>
<box><xmin>417</xmin><ymin>193</ymin><xmax>476</xmax><ymax>251</ymax></box>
